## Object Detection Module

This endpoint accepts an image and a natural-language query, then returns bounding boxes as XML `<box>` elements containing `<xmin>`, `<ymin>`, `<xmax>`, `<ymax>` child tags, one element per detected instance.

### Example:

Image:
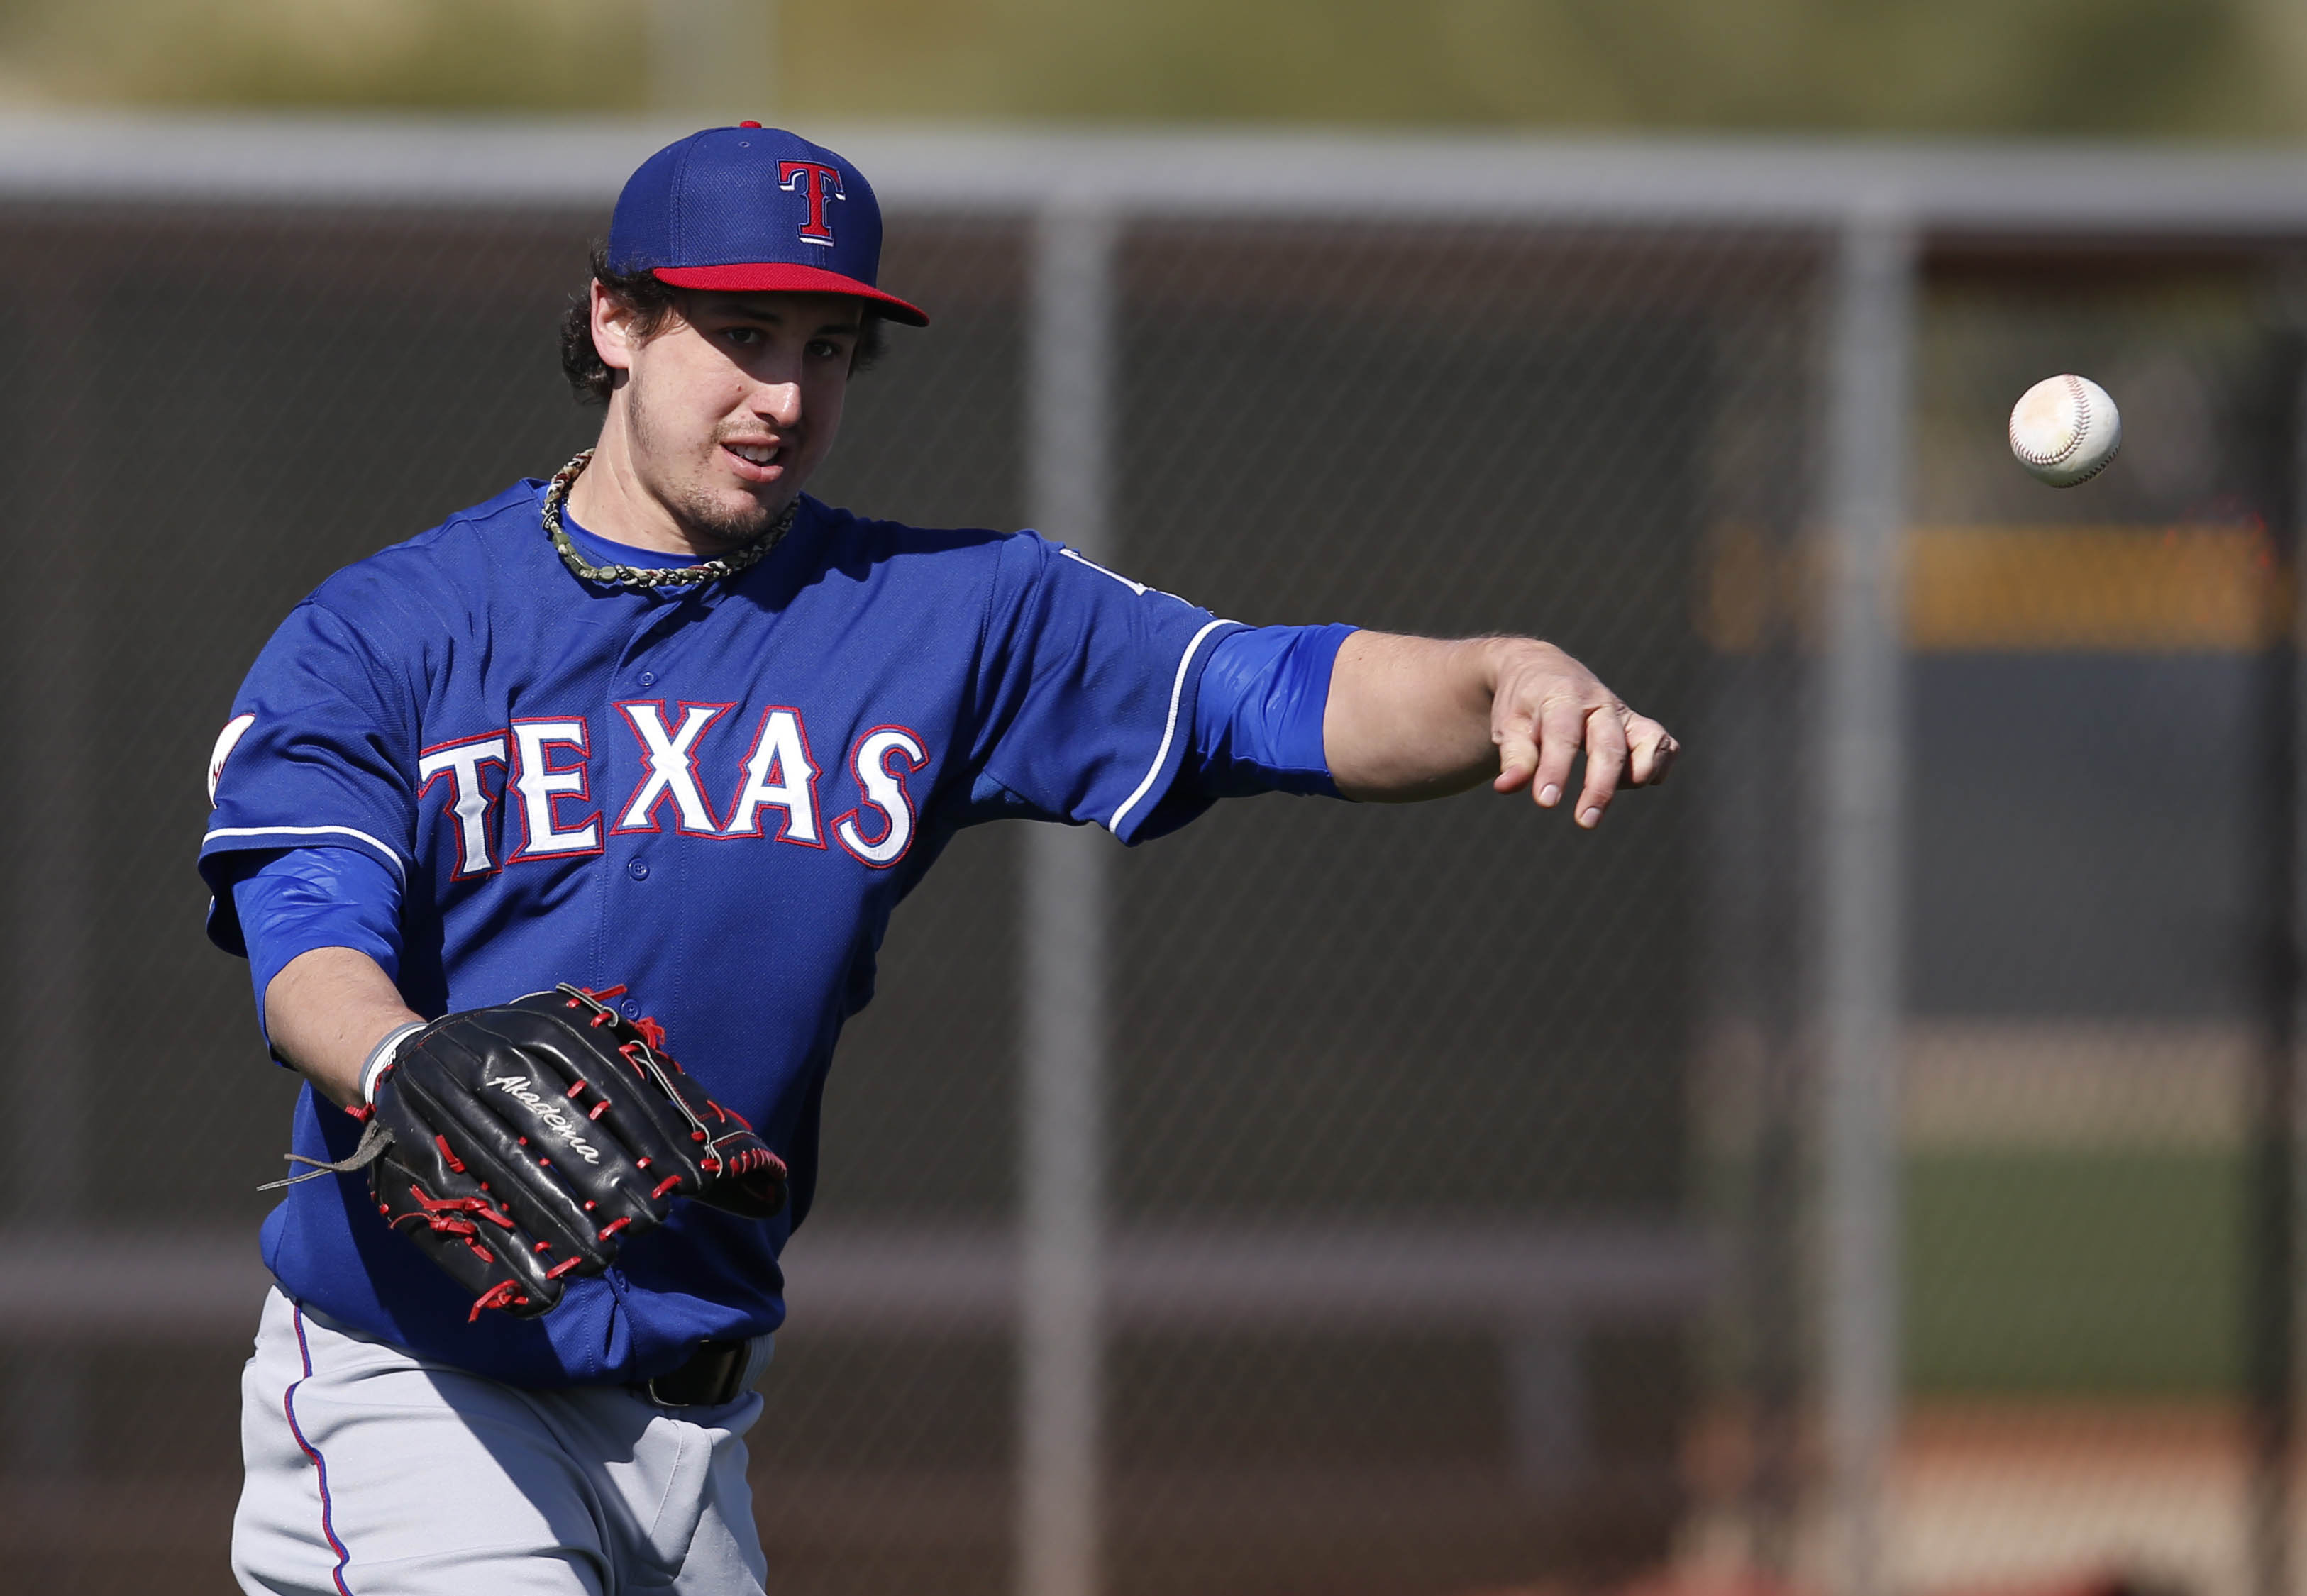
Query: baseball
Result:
<box><xmin>2009</xmin><ymin>373</ymin><xmax>2121</xmax><ymax>487</ymax></box>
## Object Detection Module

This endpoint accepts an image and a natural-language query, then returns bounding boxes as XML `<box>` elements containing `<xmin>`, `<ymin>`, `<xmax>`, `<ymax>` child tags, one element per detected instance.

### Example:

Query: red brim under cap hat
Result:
<box><xmin>650</xmin><ymin>262</ymin><xmax>929</xmax><ymax>325</ymax></box>
<box><xmin>609</xmin><ymin>124</ymin><xmax>929</xmax><ymax>328</ymax></box>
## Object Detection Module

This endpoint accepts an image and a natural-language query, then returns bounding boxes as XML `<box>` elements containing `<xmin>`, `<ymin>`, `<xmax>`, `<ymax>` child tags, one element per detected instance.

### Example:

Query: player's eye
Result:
<box><xmin>807</xmin><ymin>338</ymin><xmax>848</xmax><ymax>361</ymax></box>
<box><xmin>721</xmin><ymin>325</ymin><xmax>764</xmax><ymax>347</ymax></box>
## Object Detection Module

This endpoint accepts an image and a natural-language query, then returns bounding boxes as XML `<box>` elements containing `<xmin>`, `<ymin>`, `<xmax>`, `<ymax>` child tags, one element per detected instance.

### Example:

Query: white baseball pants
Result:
<box><xmin>232</xmin><ymin>1287</ymin><xmax>772</xmax><ymax>1595</ymax></box>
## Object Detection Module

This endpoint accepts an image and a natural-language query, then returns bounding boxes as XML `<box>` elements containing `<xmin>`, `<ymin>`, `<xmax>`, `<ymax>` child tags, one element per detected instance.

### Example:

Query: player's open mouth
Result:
<box><xmin>721</xmin><ymin>440</ymin><xmax>787</xmax><ymax>482</ymax></box>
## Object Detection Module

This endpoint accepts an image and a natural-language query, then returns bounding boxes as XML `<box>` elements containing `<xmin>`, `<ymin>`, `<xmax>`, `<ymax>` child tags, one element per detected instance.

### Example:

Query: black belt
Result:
<box><xmin>632</xmin><ymin>1337</ymin><xmax>754</xmax><ymax>1407</ymax></box>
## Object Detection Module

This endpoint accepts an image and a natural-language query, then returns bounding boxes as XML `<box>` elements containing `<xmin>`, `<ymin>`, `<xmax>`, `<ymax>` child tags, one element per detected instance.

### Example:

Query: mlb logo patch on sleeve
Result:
<box><xmin>209</xmin><ymin>713</ymin><xmax>256</xmax><ymax>804</ymax></box>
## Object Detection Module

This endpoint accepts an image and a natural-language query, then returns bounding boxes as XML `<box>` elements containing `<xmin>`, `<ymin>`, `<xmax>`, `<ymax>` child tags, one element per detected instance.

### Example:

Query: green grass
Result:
<box><xmin>1905</xmin><ymin>1148</ymin><xmax>2244</xmax><ymax>1395</ymax></box>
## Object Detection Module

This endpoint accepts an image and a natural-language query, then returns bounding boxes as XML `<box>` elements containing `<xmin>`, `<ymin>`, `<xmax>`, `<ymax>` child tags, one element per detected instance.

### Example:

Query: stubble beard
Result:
<box><xmin>625</xmin><ymin>375</ymin><xmax>792</xmax><ymax>555</ymax></box>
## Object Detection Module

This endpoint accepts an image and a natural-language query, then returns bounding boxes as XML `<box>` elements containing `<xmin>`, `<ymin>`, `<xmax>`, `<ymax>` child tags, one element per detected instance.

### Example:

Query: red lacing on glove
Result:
<box><xmin>717</xmin><ymin>1146</ymin><xmax>782</xmax><ymax>1180</ymax></box>
<box><xmin>384</xmin><ymin>1204</ymin><xmax>499</xmax><ymax>1267</ymax></box>
<box><xmin>467</xmin><ymin>1280</ymin><xmax>530</xmax><ymax>1322</ymax></box>
<box><xmin>575</xmin><ymin>982</ymin><xmax>757</xmax><ymax>1171</ymax></box>
<box><xmin>394</xmin><ymin>1186</ymin><xmax>516</xmax><ymax>1234</ymax></box>
<box><xmin>580</xmin><ymin>985</ymin><xmax>674</xmax><ymax>1058</ymax></box>
<box><xmin>573</xmin><ymin>986</ymin><xmax>625</xmax><ymax>1031</ymax></box>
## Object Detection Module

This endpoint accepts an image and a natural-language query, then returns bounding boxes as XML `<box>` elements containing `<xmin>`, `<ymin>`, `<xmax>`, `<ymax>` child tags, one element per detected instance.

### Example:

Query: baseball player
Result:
<box><xmin>203</xmin><ymin>126</ymin><xmax>1677</xmax><ymax>1595</ymax></box>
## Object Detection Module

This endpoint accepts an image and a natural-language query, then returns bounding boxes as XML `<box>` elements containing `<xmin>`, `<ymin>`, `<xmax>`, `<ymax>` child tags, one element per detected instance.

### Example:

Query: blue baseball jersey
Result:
<box><xmin>201</xmin><ymin>477</ymin><xmax>1332</xmax><ymax>1387</ymax></box>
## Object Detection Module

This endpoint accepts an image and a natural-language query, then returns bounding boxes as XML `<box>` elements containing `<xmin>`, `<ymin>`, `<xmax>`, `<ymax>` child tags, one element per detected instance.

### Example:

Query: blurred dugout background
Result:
<box><xmin>0</xmin><ymin>123</ymin><xmax>2304</xmax><ymax>1596</ymax></box>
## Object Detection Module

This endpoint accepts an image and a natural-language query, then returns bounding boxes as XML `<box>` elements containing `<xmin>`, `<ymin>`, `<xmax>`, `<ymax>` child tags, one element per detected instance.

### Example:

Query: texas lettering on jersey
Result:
<box><xmin>416</xmin><ymin>706</ymin><xmax>927</xmax><ymax>875</ymax></box>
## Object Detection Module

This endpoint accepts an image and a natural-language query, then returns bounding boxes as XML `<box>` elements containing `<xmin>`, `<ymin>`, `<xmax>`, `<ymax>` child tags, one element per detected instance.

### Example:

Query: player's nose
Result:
<box><xmin>748</xmin><ymin>374</ymin><xmax>804</xmax><ymax>428</ymax></box>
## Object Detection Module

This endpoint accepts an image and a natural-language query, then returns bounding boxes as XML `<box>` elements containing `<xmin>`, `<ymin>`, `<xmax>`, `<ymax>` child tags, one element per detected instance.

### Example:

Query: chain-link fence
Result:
<box><xmin>7</xmin><ymin>122</ymin><xmax>2307</xmax><ymax>1596</ymax></box>
<box><xmin>1886</xmin><ymin>253</ymin><xmax>2305</xmax><ymax>1596</ymax></box>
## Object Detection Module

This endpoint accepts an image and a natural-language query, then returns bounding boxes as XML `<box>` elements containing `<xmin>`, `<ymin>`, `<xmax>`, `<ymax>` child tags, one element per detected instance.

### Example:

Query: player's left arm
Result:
<box><xmin>1322</xmin><ymin>631</ymin><xmax>1676</xmax><ymax>825</ymax></box>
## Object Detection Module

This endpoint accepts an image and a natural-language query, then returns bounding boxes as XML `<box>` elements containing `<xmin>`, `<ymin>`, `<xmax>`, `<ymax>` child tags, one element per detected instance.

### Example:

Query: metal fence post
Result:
<box><xmin>2245</xmin><ymin>320</ymin><xmax>2307</xmax><ymax>1596</ymax></box>
<box><xmin>1816</xmin><ymin>209</ymin><xmax>1916</xmax><ymax>1596</ymax></box>
<box><xmin>1020</xmin><ymin>200</ymin><xmax>1119</xmax><ymax>1596</ymax></box>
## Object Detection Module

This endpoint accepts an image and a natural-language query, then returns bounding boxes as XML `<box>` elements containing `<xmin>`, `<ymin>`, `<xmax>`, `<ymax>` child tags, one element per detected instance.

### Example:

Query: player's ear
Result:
<box><xmin>590</xmin><ymin>280</ymin><xmax>641</xmax><ymax>375</ymax></box>
<box><xmin>848</xmin><ymin>310</ymin><xmax>885</xmax><ymax>375</ymax></box>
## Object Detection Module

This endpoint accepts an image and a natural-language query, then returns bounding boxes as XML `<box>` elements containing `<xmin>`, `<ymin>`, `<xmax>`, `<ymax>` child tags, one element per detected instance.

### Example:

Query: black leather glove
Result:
<box><xmin>282</xmin><ymin>984</ymin><xmax>785</xmax><ymax>1321</ymax></box>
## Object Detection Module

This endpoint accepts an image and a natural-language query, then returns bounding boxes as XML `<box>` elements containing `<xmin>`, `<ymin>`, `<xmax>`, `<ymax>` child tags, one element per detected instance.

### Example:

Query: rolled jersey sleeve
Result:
<box><xmin>1189</xmin><ymin>622</ymin><xmax>1357</xmax><ymax>799</ymax></box>
<box><xmin>229</xmin><ymin>845</ymin><xmax>406</xmax><ymax>1046</ymax></box>
<box><xmin>960</xmin><ymin>533</ymin><xmax>1243</xmax><ymax>843</ymax></box>
<box><xmin>201</xmin><ymin>598</ymin><xmax>419</xmax><ymax>955</ymax></box>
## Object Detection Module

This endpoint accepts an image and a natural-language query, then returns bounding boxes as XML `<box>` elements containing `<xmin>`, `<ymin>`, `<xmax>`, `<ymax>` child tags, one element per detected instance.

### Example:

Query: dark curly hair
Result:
<box><xmin>559</xmin><ymin>243</ymin><xmax>887</xmax><ymax>404</ymax></box>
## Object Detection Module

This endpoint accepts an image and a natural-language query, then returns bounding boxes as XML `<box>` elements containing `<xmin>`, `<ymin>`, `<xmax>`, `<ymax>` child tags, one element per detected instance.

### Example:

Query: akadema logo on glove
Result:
<box><xmin>487</xmin><ymin>1073</ymin><xmax>604</xmax><ymax>1165</ymax></box>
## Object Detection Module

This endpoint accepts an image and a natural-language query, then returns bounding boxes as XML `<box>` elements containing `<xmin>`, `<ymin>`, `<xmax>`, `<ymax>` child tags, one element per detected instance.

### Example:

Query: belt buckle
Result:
<box><xmin>639</xmin><ymin>1338</ymin><xmax>748</xmax><ymax>1408</ymax></box>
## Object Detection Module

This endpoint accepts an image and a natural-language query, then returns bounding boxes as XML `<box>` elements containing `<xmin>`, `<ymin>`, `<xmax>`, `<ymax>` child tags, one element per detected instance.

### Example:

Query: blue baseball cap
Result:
<box><xmin>607</xmin><ymin>124</ymin><xmax>929</xmax><ymax>327</ymax></box>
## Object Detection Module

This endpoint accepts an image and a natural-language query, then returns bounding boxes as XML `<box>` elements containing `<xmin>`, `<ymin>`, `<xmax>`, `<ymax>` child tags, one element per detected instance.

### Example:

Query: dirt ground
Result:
<box><xmin>1676</xmin><ymin>1400</ymin><xmax>2263</xmax><ymax>1596</ymax></box>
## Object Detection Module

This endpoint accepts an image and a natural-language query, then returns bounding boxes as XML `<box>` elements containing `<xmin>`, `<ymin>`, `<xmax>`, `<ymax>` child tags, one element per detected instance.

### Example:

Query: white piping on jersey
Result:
<box><xmin>1059</xmin><ymin>547</ymin><xmax>1149</xmax><ymax>597</ymax></box>
<box><xmin>1107</xmin><ymin>618</ymin><xmax>1234</xmax><ymax>838</ymax></box>
<box><xmin>203</xmin><ymin>824</ymin><xmax>408</xmax><ymax>884</ymax></box>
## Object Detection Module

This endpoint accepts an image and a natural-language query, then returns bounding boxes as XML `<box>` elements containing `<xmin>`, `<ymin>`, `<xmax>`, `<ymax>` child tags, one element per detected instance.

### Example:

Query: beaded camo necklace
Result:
<box><xmin>541</xmin><ymin>448</ymin><xmax>798</xmax><ymax>591</ymax></box>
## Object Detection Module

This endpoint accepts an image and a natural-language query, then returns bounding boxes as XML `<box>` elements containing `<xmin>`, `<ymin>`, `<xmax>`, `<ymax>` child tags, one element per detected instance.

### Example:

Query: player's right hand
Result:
<box><xmin>1489</xmin><ymin>638</ymin><xmax>1678</xmax><ymax>828</ymax></box>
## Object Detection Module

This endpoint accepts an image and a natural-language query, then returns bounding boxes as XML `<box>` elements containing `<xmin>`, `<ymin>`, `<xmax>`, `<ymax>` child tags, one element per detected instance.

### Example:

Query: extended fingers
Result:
<box><xmin>1527</xmin><ymin>697</ymin><xmax>1588</xmax><ymax>809</ymax></box>
<box><xmin>1626</xmin><ymin>717</ymin><xmax>1678</xmax><ymax>788</ymax></box>
<box><xmin>1493</xmin><ymin>716</ymin><xmax>1540</xmax><ymax>794</ymax></box>
<box><xmin>1574</xmin><ymin>706</ymin><xmax>1630</xmax><ymax>826</ymax></box>
<box><xmin>1488</xmin><ymin>641</ymin><xmax>1676</xmax><ymax>821</ymax></box>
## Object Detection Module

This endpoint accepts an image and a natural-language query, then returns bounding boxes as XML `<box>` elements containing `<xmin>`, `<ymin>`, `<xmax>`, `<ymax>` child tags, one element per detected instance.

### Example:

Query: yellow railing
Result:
<box><xmin>1702</xmin><ymin>524</ymin><xmax>2292</xmax><ymax>652</ymax></box>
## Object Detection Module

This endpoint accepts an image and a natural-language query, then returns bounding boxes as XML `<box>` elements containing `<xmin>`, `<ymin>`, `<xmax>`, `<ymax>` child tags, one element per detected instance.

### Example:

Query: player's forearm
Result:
<box><xmin>1321</xmin><ymin>631</ymin><xmax>1505</xmax><ymax>802</ymax></box>
<box><xmin>1322</xmin><ymin>630</ymin><xmax>1678</xmax><ymax>819</ymax></box>
<box><xmin>263</xmin><ymin>946</ymin><xmax>424</xmax><ymax>1112</ymax></box>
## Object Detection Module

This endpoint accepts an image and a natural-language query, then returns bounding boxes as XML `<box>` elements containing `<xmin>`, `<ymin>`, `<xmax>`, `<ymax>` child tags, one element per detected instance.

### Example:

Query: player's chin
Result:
<box><xmin>690</xmin><ymin>482</ymin><xmax>795</xmax><ymax>543</ymax></box>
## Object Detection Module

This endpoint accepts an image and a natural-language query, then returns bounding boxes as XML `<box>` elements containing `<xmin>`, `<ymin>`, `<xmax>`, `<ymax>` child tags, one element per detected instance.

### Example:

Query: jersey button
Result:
<box><xmin>627</xmin><ymin>859</ymin><xmax>650</xmax><ymax>881</ymax></box>
<box><xmin>638</xmin><ymin>671</ymin><xmax>658</xmax><ymax>687</ymax></box>
<box><xmin>621</xmin><ymin>999</ymin><xmax>641</xmax><ymax>1019</ymax></box>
